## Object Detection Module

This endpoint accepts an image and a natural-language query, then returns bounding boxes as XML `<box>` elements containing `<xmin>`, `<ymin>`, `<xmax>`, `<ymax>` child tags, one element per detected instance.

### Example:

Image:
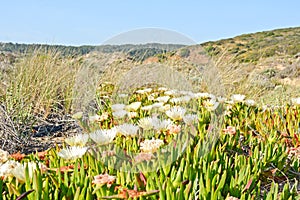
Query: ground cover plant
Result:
<box><xmin>0</xmin><ymin>84</ymin><xmax>300</xmax><ymax>199</ymax></box>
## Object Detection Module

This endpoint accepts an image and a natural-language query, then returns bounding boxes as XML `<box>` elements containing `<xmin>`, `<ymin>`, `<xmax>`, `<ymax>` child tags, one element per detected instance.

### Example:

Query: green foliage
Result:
<box><xmin>1</xmin><ymin>87</ymin><xmax>300</xmax><ymax>199</ymax></box>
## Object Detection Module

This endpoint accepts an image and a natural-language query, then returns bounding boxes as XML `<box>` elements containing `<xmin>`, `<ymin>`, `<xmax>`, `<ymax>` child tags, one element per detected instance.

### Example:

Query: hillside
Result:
<box><xmin>1</xmin><ymin>26</ymin><xmax>300</xmax><ymax>104</ymax></box>
<box><xmin>133</xmin><ymin>26</ymin><xmax>300</xmax><ymax>103</ymax></box>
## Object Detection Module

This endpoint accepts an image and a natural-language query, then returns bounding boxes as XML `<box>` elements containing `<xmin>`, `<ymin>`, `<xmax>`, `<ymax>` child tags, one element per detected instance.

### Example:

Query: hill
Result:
<box><xmin>1</xmin><ymin>26</ymin><xmax>300</xmax><ymax>104</ymax></box>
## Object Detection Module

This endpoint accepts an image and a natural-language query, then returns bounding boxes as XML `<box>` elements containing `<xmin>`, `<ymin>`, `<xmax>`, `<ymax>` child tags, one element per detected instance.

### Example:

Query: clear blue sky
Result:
<box><xmin>0</xmin><ymin>0</ymin><xmax>299</xmax><ymax>46</ymax></box>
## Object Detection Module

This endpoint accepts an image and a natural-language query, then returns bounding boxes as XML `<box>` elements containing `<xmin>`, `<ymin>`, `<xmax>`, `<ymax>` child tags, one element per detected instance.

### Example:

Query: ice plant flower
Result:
<box><xmin>157</xmin><ymin>87</ymin><xmax>168</xmax><ymax>92</ymax></box>
<box><xmin>167</xmin><ymin>124</ymin><xmax>181</xmax><ymax>134</ymax></box>
<box><xmin>183</xmin><ymin>114</ymin><xmax>198</xmax><ymax>125</ymax></box>
<box><xmin>169</xmin><ymin>97</ymin><xmax>182</xmax><ymax>104</ymax></box>
<box><xmin>152</xmin><ymin>102</ymin><xmax>164</xmax><ymax>109</ymax></box>
<box><xmin>92</xmin><ymin>173</ymin><xmax>116</xmax><ymax>187</ymax></box>
<box><xmin>194</xmin><ymin>92</ymin><xmax>211</xmax><ymax>99</ymax></box>
<box><xmin>99</xmin><ymin>112</ymin><xmax>109</xmax><ymax>121</ymax></box>
<box><xmin>291</xmin><ymin>97</ymin><xmax>300</xmax><ymax>105</ymax></box>
<box><xmin>65</xmin><ymin>133</ymin><xmax>89</xmax><ymax>147</ymax></box>
<box><xmin>90</xmin><ymin>128</ymin><xmax>117</xmax><ymax>144</ymax></box>
<box><xmin>58</xmin><ymin>146</ymin><xmax>88</xmax><ymax>160</ymax></box>
<box><xmin>127</xmin><ymin>111</ymin><xmax>138</xmax><ymax>119</ymax></box>
<box><xmin>134</xmin><ymin>152</ymin><xmax>154</xmax><ymax>163</ymax></box>
<box><xmin>116</xmin><ymin>123</ymin><xmax>139</xmax><ymax>137</ymax></box>
<box><xmin>164</xmin><ymin>90</ymin><xmax>178</xmax><ymax>96</ymax></box>
<box><xmin>111</xmin><ymin>104</ymin><xmax>126</xmax><ymax>112</ymax></box>
<box><xmin>0</xmin><ymin>149</ymin><xmax>9</xmax><ymax>163</ymax></box>
<box><xmin>204</xmin><ymin>98</ymin><xmax>219</xmax><ymax>111</ymax></box>
<box><xmin>170</xmin><ymin>96</ymin><xmax>191</xmax><ymax>104</ymax></box>
<box><xmin>141</xmin><ymin>105</ymin><xmax>153</xmax><ymax>111</ymax></box>
<box><xmin>112</xmin><ymin>110</ymin><xmax>127</xmax><ymax>119</ymax></box>
<box><xmin>136</xmin><ymin>88</ymin><xmax>152</xmax><ymax>94</ymax></box>
<box><xmin>231</xmin><ymin>94</ymin><xmax>246</xmax><ymax>102</ymax></box>
<box><xmin>125</xmin><ymin>102</ymin><xmax>142</xmax><ymax>111</ymax></box>
<box><xmin>159</xmin><ymin>104</ymin><xmax>171</xmax><ymax>112</ymax></box>
<box><xmin>140</xmin><ymin>138</ymin><xmax>164</xmax><ymax>153</ymax></box>
<box><xmin>153</xmin><ymin>119</ymin><xmax>173</xmax><ymax>132</ymax></box>
<box><xmin>223</xmin><ymin>126</ymin><xmax>236</xmax><ymax>135</ymax></box>
<box><xmin>245</xmin><ymin>99</ymin><xmax>256</xmax><ymax>106</ymax></box>
<box><xmin>165</xmin><ymin>106</ymin><xmax>186</xmax><ymax>121</ymax></box>
<box><xmin>0</xmin><ymin>160</ymin><xmax>20</xmax><ymax>177</ymax></box>
<box><xmin>10</xmin><ymin>162</ymin><xmax>47</xmax><ymax>183</ymax></box>
<box><xmin>156</xmin><ymin>96</ymin><xmax>170</xmax><ymax>103</ymax></box>
<box><xmin>138</xmin><ymin>117</ymin><xmax>155</xmax><ymax>130</ymax></box>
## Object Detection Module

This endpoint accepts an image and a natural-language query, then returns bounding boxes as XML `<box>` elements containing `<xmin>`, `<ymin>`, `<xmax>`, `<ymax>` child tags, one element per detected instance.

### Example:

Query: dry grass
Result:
<box><xmin>0</xmin><ymin>49</ymin><xmax>81</xmax><ymax>145</ymax></box>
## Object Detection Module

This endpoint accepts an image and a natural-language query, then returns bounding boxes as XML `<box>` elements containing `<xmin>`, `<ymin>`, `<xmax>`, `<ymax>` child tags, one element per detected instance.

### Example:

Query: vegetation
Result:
<box><xmin>0</xmin><ymin>26</ymin><xmax>300</xmax><ymax>199</ymax></box>
<box><xmin>0</xmin><ymin>87</ymin><xmax>300</xmax><ymax>199</ymax></box>
<box><xmin>202</xmin><ymin>27</ymin><xmax>300</xmax><ymax>63</ymax></box>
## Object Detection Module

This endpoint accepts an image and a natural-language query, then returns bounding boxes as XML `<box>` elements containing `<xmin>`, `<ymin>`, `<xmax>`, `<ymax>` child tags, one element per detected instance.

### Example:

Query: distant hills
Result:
<box><xmin>1</xmin><ymin>26</ymin><xmax>300</xmax><ymax>103</ymax></box>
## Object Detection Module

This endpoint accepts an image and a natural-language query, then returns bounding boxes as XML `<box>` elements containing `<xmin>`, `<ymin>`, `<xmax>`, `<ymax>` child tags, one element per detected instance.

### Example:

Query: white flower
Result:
<box><xmin>125</xmin><ymin>102</ymin><xmax>142</xmax><ymax>111</ymax></box>
<box><xmin>112</xmin><ymin>110</ymin><xmax>127</xmax><ymax>119</ymax></box>
<box><xmin>204</xmin><ymin>98</ymin><xmax>219</xmax><ymax>111</ymax></box>
<box><xmin>116</xmin><ymin>123</ymin><xmax>139</xmax><ymax>136</ymax></box>
<box><xmin>164</xmin><ymin>90</ymin><xmax>178</xmax><ymax>96</ymax></box>
<box><xmin>0</xmin><ymin>160</ymin><xmax>20</xmax><ymax>177</ymax></box>
<box><xmin>136</xmin><ymin>88</ymin><xmax>152</xmax><ymax>94</ymax></box>
<box><xmin>158</xmin><ymin>87</ymin><xmax>168</xmax><ymax>92</ymax></box>
<box><xmin>15</xmin><ymin>162</ymin><xmax>47</xmax><ymax>182</ymax></box>
<box><xmin>194</xmin><ymin>92</ymin><xmax>211</xmax><ymax>99</ymax></box>
<box><xmin>156</xmin><ymin>96</ymin><xmax>170</xmax><ymax>103</ymax></box>
<box><xmin>138</xmin><ymin>117</ymin><xmax>155</xmax><ymax>130</ymax></box>
<box><xmin>90</xmin><ymin>128</ymin><xmax>117</xmax><ymax>144</ymax></box>
<box><xmin>165</xmin><ymin>106</ymin><xmax>186</xmax><ymax>121</ymax></box>
<box><xmin>111</xmin><ymin>104</ymin><xmax>126</xmax><ymax>112</ymax></box>
<box><xmin>291</xmin><ymin>97</ymin><xmax>300</xmax><ymax>105</ymax></box>
<box><xmin>127</xmin><ymin>111</ymin><xmax>138</xmax><ymax>118</ymax></box>
<box><xmin>231</xmin><ymin>94</ymin><xmax>245</xmax><ymax>102</ymax></box>
<box><xmin>140</xmin><ymin>138</ymin><xmax>164</xmax><ymax>153</ymax></box>
<box><xmin>152</xmin><ymin>102</ymin><xmax>164</xmax><ymax>108</ymax></box>
<box><xmin>159</xmin><ymin>104</ymin><xmax>171</xmax><ymax>112</ymax></box>
<box><xmin>180</xmin><ymin>95</ymin><xmax>192</xmax><ymax>103</ymax></box>
<box><xmin>65</xmin><ymin>133</ymin><xmax>89</xmax><ymax>147</ymax></box>
<box><xmin>58</xmin><ymin>146</ymin><xmax>88</xmax><ymax>160</ymax></box>
<box><xmin>0</xmin><ymin>149</ymin><xmax>9</xmax><ymax>163</ymax></box>
<box><xmin>141</xmin><ymin>105</ymin><xmax>153</xmax><ymax>111</ymax></box>
<box><xmin>183</xmin><ymin>114</ymin><xmax>198</xmax><ymax>125</ymax></box>
<box><xmin>170</xmin><ymin>97</ymin><xmax>181</xmax><ymax>104</ymax></box>
<box><xmin>245</xmin><ymin>99</ymin><xmax>256</xmax><ymax>106</ymax></box>
<box><xmin>153</xmin><ymin>119</ymin><xmax>173</xmax><ymax>131</ymax></box>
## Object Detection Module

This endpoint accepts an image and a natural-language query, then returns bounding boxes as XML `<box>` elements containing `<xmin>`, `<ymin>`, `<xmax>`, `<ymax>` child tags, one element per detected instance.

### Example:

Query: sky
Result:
<box><xmin>0</xmin><ymin>0</ymin><xmax>299</xmax><ymax>46</ymax></box>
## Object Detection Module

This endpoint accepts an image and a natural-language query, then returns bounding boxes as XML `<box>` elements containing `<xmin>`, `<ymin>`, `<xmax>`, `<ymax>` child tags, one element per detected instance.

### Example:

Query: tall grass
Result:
<box><xmin>3</xmin><ymin>49</ymin><xmax>81</xmax><ymax>128</ymax></box>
